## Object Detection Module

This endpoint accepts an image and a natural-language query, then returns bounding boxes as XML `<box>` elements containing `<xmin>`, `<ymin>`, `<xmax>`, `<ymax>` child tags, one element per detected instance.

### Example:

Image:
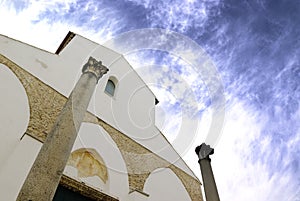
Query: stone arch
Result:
<box><xmin>88</xmin><ymin>115</ymin><xmax>202</xmax><ymax>200</ymax></box>
<box><xmin>142</xmin><ymin>166</ymin><xmax>202</xmax><ymax>201</ymax></box>
<box><xmin>65</xmin><ymin>122</ymin><xmax>130</xmax><ymax>197</ymax></box>
<box><xmin>168</xmin><ymin>165</ymin><xmax>203</xmax><ymax>201</ymax></box>
<box><xmin>0</xmin><ymin>54</ymin><xmax>68</xmax><ymax>142</ymax></box>
<box><xmin>0</xmin><ymin>54</ymin><xmax>202</xmax><ymax>200</ymax></box>
<box><xmin>144</xmin><ymin>167</ymin><xmax>192</xmax><ymax>201</ymax></box>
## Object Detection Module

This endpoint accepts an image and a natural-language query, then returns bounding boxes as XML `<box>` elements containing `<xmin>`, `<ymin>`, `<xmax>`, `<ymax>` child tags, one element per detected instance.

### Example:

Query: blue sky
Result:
<box><xmin>0</xmin><ymin>0</ymin><xmax>299</xmax><ymax>200</ymax></box>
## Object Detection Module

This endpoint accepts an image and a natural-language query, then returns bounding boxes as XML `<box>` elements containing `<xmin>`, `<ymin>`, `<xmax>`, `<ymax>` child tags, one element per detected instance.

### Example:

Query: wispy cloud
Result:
<box><xmin>1</xmin><ymin>0</ymin><xmax>299</xmax><ymax>200</ymax></box>
<box><xmin>0</xmin><ymin>0</ymin><xmax>125</xmax><ymax>52</ymax></box>
<box><xmin>125</xmin><ymin>0</ymin><xmax>221</xmax><ymax>32</ymax></box>
<box><xmin>210</xmin><ymin>100</ymin><xmax>299</xmax><ymax>201</ymax></box>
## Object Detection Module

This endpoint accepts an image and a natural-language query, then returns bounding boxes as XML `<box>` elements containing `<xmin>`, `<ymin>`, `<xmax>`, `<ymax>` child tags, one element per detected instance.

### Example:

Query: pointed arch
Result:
<box><xmin>142</xmin><ymin>166</ymin><xmax>203</xmax><ymax>201</ymax></box>
<box><xmin>144</xmin><ymin>167</ymin><xmax>192</xmax><ymax>201</ymax></box>
<box><xmin>0</xmin><ymin>54</ymin><xmax>68</xmax><ymax>141</ymax></box>
<box><xmin>64</xmin><ymin>123</ymin><xmax>130</xmax><ymax>197</ymax></box>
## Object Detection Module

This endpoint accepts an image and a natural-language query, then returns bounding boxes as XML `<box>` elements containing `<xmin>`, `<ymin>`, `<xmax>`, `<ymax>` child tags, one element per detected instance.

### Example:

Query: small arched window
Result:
<box><xmin>105</xmin><ymin>79</ymin><xmax>116</xmax><ymax>96</ymax></box>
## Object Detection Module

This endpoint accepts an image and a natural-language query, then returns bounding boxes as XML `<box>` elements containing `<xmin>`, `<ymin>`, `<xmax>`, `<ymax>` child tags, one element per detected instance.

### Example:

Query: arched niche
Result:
<box><xmin>0</xmin><ymin>64</ymin><xmax>30</xmax><ymax>165</ymax></box>
<box><xmin>144</xmin><ymin>168</ymin><xmax>192</xmax><ymax>201</ymax></box>
<box><xmin>64</xmin><ymin>123</ymin><xmax>129</xmax><ymax>198</ymax></box>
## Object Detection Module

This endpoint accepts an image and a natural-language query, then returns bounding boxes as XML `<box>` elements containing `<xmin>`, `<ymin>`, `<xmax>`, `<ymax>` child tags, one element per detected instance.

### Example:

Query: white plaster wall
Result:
<box><xmin>0</xmin><ymin>135</ymin><xmax>42</xmax><ymax>201</ymax></box>
<box><xmin>90</xmin><ymin>47</ymin><xmax>196</xmax><ymax>177</ymax></box>
<box><xmin>0</xmin><ymin>34</ymin><xmax>156</xmax><ymax>131</ymax></box>
<box><xmin>64</xmin><ymin>123</ymin><xmax>130</xmax><ymax>201</ymax></box>
<box><xmin>0</xmin><ymin>33</ymin><xmax>196</xmax><ymax>179</ymax></box>
<box><xmin>0</xmin><ymin>34</ymin><xmax>98</xmax><ymax>97</ymax></box>
<box><xmin>0</xmin><ymin>64</ymin><xmax>29</xmax><ymax>167</ymax></box>
<box><xmin>0</xmin><ymin>64</ymin><xmax>42</xmax><ymax>200</ymax></box>
<box><xmin>93</xmin><ymin>54</ymin><xmax>156</xmax><ymax>139</ymax></box>
<box><xmin>144</xmin><ymin>168</ymin><xmax>192</xmax><ymax>201</ymax></box>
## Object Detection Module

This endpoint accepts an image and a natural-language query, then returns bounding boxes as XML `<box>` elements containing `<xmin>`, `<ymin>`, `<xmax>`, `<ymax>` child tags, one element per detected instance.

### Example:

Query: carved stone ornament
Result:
<box><xmin>82</xmin><ymin>57</ymin><xmax>109</xmax><ymax>82</ymax></box>
<box><xmin>195</xmin><ymin>143</ymin><xmax>214</xmax><ymax>160</ymax></box>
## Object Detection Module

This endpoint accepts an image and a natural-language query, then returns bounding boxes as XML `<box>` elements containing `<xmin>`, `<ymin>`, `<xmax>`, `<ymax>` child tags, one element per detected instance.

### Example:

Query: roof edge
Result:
<box><xmin>55</xmin><ymin>31</ymin><xmax>76</xmax><ymax>55</ymax></box>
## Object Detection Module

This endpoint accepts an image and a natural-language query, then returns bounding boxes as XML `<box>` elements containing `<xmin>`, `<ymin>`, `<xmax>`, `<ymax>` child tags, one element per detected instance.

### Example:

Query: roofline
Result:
<box><xmin>65</xmin><ymin>32</ymin><xmax>196</xmax><ymax>178</ymax></box>
<box><xmin>0</xmin><ymin>33</ymin><xmax>56</xmax><ymax>55</ymax></box>
<box><xmin>55</xmin><ymin>31</ymin><xmax>76</xmax><ymax>54</ymax></box>
<box><xmin>0</xmin><ymin>31</ymin><xmax>197</xmax><ymax>181</ymax></box>
<box><xmin>67</xmin><ymin>31</ymin><xmax>159</xmax><ymax>101</ymax></box>
<box><xmin>55</xmin><ymin>32</ymin><xmax>198</xmax><ymax>177</ymax></box>
<box><xmin>154</xmin><ymin>124</ymin><xmax>200</xmax><ymax>180</ymax></box>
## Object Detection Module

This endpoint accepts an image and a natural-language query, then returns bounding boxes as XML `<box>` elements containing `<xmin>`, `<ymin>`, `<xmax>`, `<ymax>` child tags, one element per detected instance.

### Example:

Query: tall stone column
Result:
<box><xmin>195</xmin><ymin>143</ymin><xmax>220</xmax><ymax>201</ymax></box>
<box><xmin>17</xmin><ymin>57</ymin><xmax>108</xmax><ymax>201</ymax></box>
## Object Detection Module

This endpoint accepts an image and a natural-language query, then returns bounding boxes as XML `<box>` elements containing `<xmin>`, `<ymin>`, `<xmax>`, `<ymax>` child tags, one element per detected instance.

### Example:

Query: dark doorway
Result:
<box><xmin>53</xmin><ymin>185</ymin><xmax>95</xmax><ymax>201</ymax></box>
<box><xmin>54</xmin><ymin>175</ymin><xmax>118</xmax><ymax>201</ymax></box>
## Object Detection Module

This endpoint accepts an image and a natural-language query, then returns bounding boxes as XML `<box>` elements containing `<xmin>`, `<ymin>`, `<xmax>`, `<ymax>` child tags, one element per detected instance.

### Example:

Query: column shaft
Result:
<box><xmin>199</xmin><ymin>158</ymin><xmax>220</xmax><ymax>201</ymax></box>
<box><xmin>17</xmin><ymin>57</ymin><xmax>108</xmax><ymax>201</ymax></box>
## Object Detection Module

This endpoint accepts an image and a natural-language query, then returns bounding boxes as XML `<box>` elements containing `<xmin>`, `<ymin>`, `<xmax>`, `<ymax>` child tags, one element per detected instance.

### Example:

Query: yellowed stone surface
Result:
<box><xmin>68</xmin><ymin>148</ymin><xmax>108</xmax><ymax>183</ymax></box>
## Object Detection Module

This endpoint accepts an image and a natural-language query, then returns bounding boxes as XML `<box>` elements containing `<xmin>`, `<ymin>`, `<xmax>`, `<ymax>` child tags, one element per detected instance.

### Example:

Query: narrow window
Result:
<box><xmin>105</xmin><ymin>80</ymin><xmax>115</xmax><ymax>96</ymax></box>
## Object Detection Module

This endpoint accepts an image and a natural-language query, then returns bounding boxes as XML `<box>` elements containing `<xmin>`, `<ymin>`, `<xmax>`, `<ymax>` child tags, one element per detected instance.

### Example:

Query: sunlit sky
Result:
<box><xmin>0</xmin><ymin>0</ymin><xmax>299</xmax><ymax>201</ymax></box>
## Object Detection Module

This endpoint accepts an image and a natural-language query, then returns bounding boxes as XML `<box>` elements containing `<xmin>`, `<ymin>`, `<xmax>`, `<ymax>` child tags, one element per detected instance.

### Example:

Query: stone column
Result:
<box><xmin>195</xmin><ymin>143</ymin><xmax>220</xmax><ymax>201</ymax></box>
<box><xmin>17</xmin><ymin>57</ymin><xmax>108</xmax><ymax>201</ymax></box>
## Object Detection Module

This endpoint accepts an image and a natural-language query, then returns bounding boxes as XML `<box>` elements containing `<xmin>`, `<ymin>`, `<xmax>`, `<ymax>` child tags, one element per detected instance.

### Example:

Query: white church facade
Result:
<box><xmin>0</xmin><ymin>32</ymin><xmax>203</xmax><ymax>201</ymax></box>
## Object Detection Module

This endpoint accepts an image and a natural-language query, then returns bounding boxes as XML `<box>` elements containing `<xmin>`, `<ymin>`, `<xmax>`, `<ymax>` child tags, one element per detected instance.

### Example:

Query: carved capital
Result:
<box><xmin>195</xmin><ymin>143</ymin><xmax>214</xmax><ymax>160</ymax></box>
<box><xmin>82</xmin><ymin>57</ymin><xmax>108</xmax><ymax>81</ymax></box>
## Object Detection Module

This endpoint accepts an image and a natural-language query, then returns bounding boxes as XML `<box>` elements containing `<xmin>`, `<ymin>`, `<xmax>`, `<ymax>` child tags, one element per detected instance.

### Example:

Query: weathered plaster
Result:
<box><xmin>67</xmin><ymin>148</ymin><xmax>108</xmax><ymax>183</ymax></box>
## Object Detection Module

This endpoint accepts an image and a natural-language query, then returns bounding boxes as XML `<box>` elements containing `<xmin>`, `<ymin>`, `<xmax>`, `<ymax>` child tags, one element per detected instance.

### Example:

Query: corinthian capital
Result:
<box><xmin>82</xmin><ymin>57</ymin><xmax>109</xmax><ymax>81</ymax></box>
<box><xmin>195</xmin><ymin>143</ymin><xmax>214</xmax><ymax>160</ymax></box>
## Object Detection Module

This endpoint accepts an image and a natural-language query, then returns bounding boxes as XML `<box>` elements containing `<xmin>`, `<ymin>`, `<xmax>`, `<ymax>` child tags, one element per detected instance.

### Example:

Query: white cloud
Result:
<box><xmin>209</xmin><ymin>100</ymin><xmax>299</xmax><ymax>201</ymax></box>
<box><xmin>0</xmin><ymin>1</ymin><xmax>69</xmax><ymax>51</ymax></box>
<box><xmin>0</xmin><ymin>0</ymin><xmax>119</xmax><ymax>52</ymax></box>
<box><xmin>1</xmin><ymin>1</ymin><xmax>299</xmax><ymax>201</ymax></box>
